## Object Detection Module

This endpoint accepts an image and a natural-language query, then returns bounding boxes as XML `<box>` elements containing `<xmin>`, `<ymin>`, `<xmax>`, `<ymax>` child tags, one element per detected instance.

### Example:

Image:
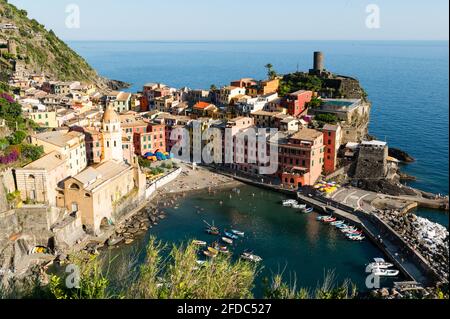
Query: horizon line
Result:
<box><xmin>64</xmin><ymin>39</ymin><xmax>450</xmax><ymax>43</ymax></box>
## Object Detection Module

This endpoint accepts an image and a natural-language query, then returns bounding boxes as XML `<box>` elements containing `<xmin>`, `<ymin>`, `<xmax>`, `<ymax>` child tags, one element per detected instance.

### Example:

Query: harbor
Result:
<box><xmin>101</xmin><ymin>183</ymin><xmax>408</xmax><ymax>297</ymax></box>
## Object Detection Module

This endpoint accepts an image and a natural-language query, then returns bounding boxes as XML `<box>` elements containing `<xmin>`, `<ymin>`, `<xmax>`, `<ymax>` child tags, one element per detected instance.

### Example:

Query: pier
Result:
<box><xmin>295</xmin><ymin>193</ymin><xmax>445</xmax><ymax>287</ymax></box>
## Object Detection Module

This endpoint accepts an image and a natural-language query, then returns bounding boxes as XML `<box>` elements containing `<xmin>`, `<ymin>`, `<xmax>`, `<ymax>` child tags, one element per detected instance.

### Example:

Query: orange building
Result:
<box><xmin>247</xmin><ymin>79</ymin><xmax>280</xmax><ymax>97</ymax></box>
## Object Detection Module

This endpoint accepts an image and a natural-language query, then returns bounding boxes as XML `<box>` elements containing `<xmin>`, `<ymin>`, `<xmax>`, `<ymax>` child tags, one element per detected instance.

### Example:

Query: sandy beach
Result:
<box><xmin>156</xmin><ymin>163</ymin><xmax>242</xmax><ymax>196</ymax></box>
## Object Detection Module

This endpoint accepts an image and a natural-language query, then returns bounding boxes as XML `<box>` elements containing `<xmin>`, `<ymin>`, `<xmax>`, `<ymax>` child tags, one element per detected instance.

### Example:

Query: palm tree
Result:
<box><xmin>265</xmin><ymin>63</ymin><xmax>277</xmax><ymax>80</ymax></box>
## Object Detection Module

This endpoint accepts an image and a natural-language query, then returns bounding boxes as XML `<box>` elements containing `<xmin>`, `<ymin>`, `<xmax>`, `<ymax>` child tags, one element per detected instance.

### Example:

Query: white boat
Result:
<box><xmin>231</xmin><ymin>229</ymin><xmax>245</xmax><ymax>237</ymax></box>
<box><xmin>192</xmin><ymin>240</ymin><xmax>207</xmax><ymax>246</ymax></box>
<box><xmin>371</xmin><ymin>267</ymin><xmax>400</xmax><ymax>277</ymax></box>
<box><xmin>293</xmin><ymin>203</ymin><xmax>307</xmax><ymax>210</ymax></box>
<box><xmin>241</xmin><ymin>252</ymin><xmax>263</xmax><ymax>262</ymax></box>
<box><xmin>331</xmin><ymin>220</ymin><xmax>345</xmax><ymax>226</ymax></box>
<box><xmin>282</xmin><ymin>199</ymin><xmax>298</xmax><ymax>207</ymax></box>
<box><xmin>222</xmin><ymin>237</ymin><xmax>233</xmax><ymax>244</ymax></box>
<box><xmin>367</xmin><ymin>258</ymin><xmax>394</xmax><ymax>270</ymax></box>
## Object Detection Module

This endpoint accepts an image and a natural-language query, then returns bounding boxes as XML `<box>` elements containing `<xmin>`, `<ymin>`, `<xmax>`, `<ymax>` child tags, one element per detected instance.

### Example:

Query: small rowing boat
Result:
<box><xmin>331</xmin><ymin>220</ymin><xmax>345</xmax><ymax>226</ymax></box>
<box><xmin>204</xmin><ymin>220</ymin><xmax>220</xmax><ymax>235</ymax></box>
<box><xmin>192</xmin><ymin>240</ymin><xmax>207</xmax><ymax>246</ymax></box>
<box><xmin>241</xmin><ymin>252</ymin><xmax>263</xmax><ymax>263</ymax></box>
<box><xmin>323</xmin><ymin>217</ymin><xmax>337</xmax><ymax>223</ymax></box>
<box><xmin>316</xmin><ymin>215</ymin><xmax>331</xmax><ymax>221</ymax></box>
<box><xmin>224</xmin><ymin>231</ymin><xmax>239</xmax><ymax>240</ymax></box>
<box><xmin>348</xmin><ymin>235</ymin><xmax>365</xmax><ymax>241</ymax></box>
<box><xmin>204</xmin><ymin>250</ymin><xmax>217</xmax><ymax>258</ymax></box>
<box><xmin>222</xmin><ymin>237</ymin><xmax>233</xmax><ymax>244</ymax></box>
<box><xmin>302</xmin><ymin>207</ymin><xmax>313</xmax><ymax>214</ymax></box>
<box><xmin>231</xmin><ymin>229</ymin><xmax>245</xmax><ymax>237</ymax></box>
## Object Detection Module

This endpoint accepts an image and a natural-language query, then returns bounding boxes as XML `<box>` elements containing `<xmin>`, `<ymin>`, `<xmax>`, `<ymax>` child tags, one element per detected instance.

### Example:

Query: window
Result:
<box><xmin>114</xmin><ymin>141</ymin><xmax>117</xmax><ymax>147</ymax></box>
<box><xmin>69</xmin><ymin>183</ymin><xmax>80</xmax><ymax>190</ymax></box>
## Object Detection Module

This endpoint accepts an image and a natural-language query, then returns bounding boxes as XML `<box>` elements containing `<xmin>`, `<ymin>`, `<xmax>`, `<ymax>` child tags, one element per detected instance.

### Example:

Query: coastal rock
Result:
<box><xmin>389</xmin><ymin>148</ymin><xmax>415</xmax><ymax>163</ymax></box>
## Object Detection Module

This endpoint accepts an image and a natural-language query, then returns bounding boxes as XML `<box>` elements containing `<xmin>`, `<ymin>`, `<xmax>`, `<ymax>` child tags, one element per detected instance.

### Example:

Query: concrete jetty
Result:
<box><xmin>296</xmin><ymin>193</ymin><xmax>442</xmax><ymax>287</ymax></box>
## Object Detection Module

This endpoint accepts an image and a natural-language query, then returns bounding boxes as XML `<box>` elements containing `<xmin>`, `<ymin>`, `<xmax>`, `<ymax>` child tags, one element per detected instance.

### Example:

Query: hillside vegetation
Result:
<box><xmin>0</xmin><ymin>0</ymin><xmax>106</xmax><ymax>86</ymax></box>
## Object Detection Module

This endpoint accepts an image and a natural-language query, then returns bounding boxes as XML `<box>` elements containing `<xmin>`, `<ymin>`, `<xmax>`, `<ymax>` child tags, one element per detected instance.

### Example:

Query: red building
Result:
<box><xmin>283</xmin><ymin>90</ymin><xmax>313</xmax><ymax>117</ymax></box>
<box><xmin>322</xmin><ymin>124</ymin><xmax>342</xmax><ymax>174</ymax></box>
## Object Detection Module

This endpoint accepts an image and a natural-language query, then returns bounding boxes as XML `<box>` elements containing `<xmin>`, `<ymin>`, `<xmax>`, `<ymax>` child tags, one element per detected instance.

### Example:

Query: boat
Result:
<box><xmin>292</xmin><ymin>203</ymin><xmax>307</xmax><ymax>209</ymax></box>
<box><xmin>331</xmin><ymin>220</ymin><xmax>345</xmax><ymax>226</ymax></box>
<box><xmin>224</xmin><ymin>231</ymin><xmax>239</xmax><ymax>240</ymax></box>
<box><xmin>213</xmin><ymin>243</ymin><xmax>230</xmax><ymax>254</ymax></box>
<box><xmin>322</xmin><ymin>217</ymin><xmax>337</xmax><ymax>223</ymax></box>
<box><xmin>371</xmin><ymin>267</ymin><xmax>399</xmax><ymax>277</ymax></box>
<box><xmin>241</xmin><ymin>252</ymin><xmax>263</xmax><ymax>263</ymax></box>
<box><xmin>302</xmin><ymin>207</ymin><xmax>313</xmax><ymax>214</ymax></box>
<box><xmin>192</xmin><ymin>240</ymin><xmax>207</xmax><ymax>246</ymax></box>
<box><xmin>231</xmin><ymin>230</ymin><xmax>245</xmax><ymax>237</ymax></box>
<box><xmin>204</xmin><ymin>220</ymin><xmax>220</xmax><ymax>236</ymax></box>
<box><xmin>206</xmin><ymin>228</ymin><xmax>220</xmax><ymax>235</ymax></box>
<box><xmin>348</xmin><ymin>235</ymin><xmax>365</xmax><ymax>241</ymax></box>
<box><xmin>367</xmin><ymin>258</ymin><xmax>394</xmax><ymax>270</ymax></box>
<box><xmin>316</xmin><ymin>215</ymin><xmax>331</xmax><ymax>221</ymax></box>
<box><xmin>222</xmin><ymin>237</ymin><xmax>233</xmax><ymax>244</ymax></box>
<box><xmin>203</xmin><ymin>250</ymin><xmax>217</xmax><ymax>258</ymax></box>
<box><xmin>335</xmin><ymin>224</ymin><xmax>348</xmax><ymax>229</ymax></box>
<box><xmin>282</xmin><ymin>199</ymin><xmax>298</xmax><ymax>207</ymax></box>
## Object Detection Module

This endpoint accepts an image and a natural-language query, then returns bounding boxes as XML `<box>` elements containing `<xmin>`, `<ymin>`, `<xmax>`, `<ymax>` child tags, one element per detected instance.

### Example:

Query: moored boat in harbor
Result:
<box><xmin>241</xmin><ymin>251</ymin><xmax>263</xmax><ymax>263</ymax></box>
<box><xmin>224</xmin><ymin>231</ymin><xmax>239</xmax><ymax>240</ymax></box>
<box><xmin>222</xmin><ymin>237</ymin><xmax>233</xmax><ymax>244</ymax></box>
<box><xmin>371</xmin><ymin>267</ymin><xmax>400</xmax><ymax>277</ymax></box>
<box><xmin>231</xmin><ymin>229</ymin><xmax>245</xmax><ymax>237</ymax></box>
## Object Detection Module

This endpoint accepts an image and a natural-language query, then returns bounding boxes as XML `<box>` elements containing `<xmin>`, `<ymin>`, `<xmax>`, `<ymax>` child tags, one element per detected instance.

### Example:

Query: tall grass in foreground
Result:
<box><xmin>2</xmin><ymin>237</ymin><xmax>359</xmax><ymax>299</ymax></box>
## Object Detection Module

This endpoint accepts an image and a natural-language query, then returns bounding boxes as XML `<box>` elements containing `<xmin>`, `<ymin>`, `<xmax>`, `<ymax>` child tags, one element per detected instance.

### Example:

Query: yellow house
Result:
<box><xmin>28</xmin><ymin>109</ymin><xmax>58</xmax><ymax>128</ymax></box>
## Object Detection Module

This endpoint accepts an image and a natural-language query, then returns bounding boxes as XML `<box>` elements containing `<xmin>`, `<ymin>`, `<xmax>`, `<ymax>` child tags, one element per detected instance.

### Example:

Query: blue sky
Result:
<box><xmin>8</xmin><ymin>0</ymin><xmax>449</xmax><ymax>41</ymax></box>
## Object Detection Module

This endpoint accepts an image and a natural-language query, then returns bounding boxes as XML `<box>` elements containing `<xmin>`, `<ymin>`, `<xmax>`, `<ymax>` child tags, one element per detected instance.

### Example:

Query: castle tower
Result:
<box><xmin>101</xmin><ymin>105</ymin><xmax>123</xmax><ymax>163</ymax></box>
<box><xmin>7</xmin><ymin>39</ymin><xmax>17</xmax><ymax>56</ymax></box>
<box><xmin>313</xmin><ymin>51</ymin><xmax>324</xmax><ymax>72</ymax></box>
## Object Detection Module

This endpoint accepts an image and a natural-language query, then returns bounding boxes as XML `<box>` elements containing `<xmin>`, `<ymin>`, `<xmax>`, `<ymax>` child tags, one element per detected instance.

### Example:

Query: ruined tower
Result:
<box><xmin>7</xmin><ymin>39</ymin><xmax>17</xmax><ymax>56</ymax></box>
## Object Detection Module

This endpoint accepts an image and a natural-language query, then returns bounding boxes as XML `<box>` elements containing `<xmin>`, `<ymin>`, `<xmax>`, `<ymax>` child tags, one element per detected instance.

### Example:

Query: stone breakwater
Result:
<box><xmin>377</xmin><ymin>210</ymin><xmax>449</xmax><ymax>282</ymax></box>
<box><xmin>99</xmin><ymin>206</ymin><xmax>168</xmax><ymax>251</ymax></box>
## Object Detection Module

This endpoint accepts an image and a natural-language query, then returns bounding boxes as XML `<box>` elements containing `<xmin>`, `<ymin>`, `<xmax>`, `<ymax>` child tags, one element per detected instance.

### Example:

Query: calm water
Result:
<box><xmin>67</xmin><ymin>41</ymin><xmax>448</xmax><ymax>288</ymax></box>
<box><xmin>105</xmin><ymin>186</ymin><xmax>400</xmax><ymax>296</ymax></box>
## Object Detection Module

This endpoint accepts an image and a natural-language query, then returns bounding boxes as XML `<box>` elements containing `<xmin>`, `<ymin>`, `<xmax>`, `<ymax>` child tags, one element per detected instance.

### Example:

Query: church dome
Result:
<box><xmin>102</xmin><ymin>105</ymin><xmax>120</xmax><ymax>123</ymax></box>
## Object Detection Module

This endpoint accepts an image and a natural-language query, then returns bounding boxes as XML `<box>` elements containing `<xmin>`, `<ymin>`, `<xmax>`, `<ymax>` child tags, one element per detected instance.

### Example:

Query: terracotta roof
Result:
<box><xmin>194</xmin><ymin>101</ymin><xmax>214</xmax><ymax>110</ymax></box>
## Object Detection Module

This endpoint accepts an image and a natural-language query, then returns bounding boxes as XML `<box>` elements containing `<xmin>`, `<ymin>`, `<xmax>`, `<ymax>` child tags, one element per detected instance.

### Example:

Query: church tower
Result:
<box><xmin>101</xmin><ymin>105</ymin><xmax>123</xmax><ymax>163</ymax></box>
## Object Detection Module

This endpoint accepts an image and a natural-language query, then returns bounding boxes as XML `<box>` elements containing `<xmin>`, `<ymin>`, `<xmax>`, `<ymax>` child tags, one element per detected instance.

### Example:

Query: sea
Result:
<box><xmin>67</xmin><ymin>41</ymin><xmax>449</xmax><ymax>294</ymax></box>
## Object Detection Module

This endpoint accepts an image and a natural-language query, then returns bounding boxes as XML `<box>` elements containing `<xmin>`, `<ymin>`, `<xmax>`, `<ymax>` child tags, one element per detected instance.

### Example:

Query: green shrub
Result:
<box><xmin>7</xmin><ymin>130</ymin><xmax>27</xmax><ymax>145</ymax></box>
<box><xmin>20</xmin><ymin>144</ymin><xmax>44</xmax><ymax>161</ymax></box>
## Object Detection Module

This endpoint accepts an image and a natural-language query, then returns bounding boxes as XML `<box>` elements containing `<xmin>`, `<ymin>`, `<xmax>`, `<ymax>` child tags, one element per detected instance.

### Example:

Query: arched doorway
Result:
<box><xmin>99</xmin><ymin>217</ymin><xmax>111</xmax><ymax>232</ymax></box>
